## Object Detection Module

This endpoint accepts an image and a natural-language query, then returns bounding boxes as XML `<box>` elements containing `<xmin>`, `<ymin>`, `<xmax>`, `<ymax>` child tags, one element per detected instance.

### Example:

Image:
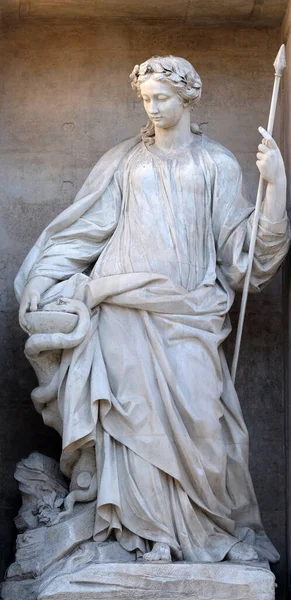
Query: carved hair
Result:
<box><xmin>130</xmin><ymin>55</ymin><xmax>202</xmax><ymax>145</ymax></box>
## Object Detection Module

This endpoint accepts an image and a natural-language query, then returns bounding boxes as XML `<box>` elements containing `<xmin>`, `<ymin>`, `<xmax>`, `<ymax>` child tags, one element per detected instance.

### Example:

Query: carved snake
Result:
<box><xmin>25</xmin><ymin>298</ymin><xmax>91</xmax><ymax>404</ymax></box>
<box><xmin>25</xmin><ymin>298</ymin><xmax>97</xmax><ymax>522</ymax></box>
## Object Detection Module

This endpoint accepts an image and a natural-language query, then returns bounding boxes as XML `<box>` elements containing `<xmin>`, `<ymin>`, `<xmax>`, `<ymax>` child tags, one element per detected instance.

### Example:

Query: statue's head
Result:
<box><xmin>130</xmin><ymin>56</ymin><xmax>202</xmax><ymax>142</ymax></box>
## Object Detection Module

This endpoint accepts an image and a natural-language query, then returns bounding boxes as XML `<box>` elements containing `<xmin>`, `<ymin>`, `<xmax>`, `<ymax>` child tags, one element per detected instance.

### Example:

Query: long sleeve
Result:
<box><xmin>28</xmin><ymin>172</ymin><xmax>122</xmax><ymax>282</ymax></box>
<box><xmin>211</xmin><ymin>148</ymin><xmax>290</xmax><ymax>292</ymax></box>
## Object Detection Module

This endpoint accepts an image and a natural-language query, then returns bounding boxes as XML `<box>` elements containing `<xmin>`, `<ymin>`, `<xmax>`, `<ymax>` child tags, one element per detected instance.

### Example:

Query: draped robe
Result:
<box><xmin>15</xmin><ymin>132</ymin><xmax>290</xmax><ymax>562</ymax></box>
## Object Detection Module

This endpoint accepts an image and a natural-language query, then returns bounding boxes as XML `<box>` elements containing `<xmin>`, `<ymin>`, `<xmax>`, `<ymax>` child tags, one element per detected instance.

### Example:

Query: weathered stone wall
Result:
<box><xmin>0</xmin><ymin>19</ymin><xmax>286</xmax><ymax>594</ymax></box>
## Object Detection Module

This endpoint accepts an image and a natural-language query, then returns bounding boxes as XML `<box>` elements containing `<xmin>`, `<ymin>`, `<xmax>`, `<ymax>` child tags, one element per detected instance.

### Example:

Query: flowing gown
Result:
<box><xmin>15</xmin><ymin>133</ymin><xmax>290</xmax><ymax>562</ymax></box>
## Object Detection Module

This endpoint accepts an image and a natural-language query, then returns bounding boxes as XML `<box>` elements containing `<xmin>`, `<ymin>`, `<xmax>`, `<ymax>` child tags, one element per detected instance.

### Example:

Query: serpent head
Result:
<box><xmin>43</xmin><ymin>298</ymin><xmax>81</xmax><ymax>314</ymax></box>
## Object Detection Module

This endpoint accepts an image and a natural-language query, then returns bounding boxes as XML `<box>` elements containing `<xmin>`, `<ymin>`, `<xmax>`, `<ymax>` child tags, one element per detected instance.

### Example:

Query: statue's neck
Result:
<box><xmin>154</xmin><ymin>110</ymin><xmax>193</xmax><ymax>152</ymax></box>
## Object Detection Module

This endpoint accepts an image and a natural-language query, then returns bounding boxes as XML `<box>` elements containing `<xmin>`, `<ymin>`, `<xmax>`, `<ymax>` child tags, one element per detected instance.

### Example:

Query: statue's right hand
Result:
<box><xmin>19</xmin><ymin>286</ymin><xmax>40</xmax><ymax>333</ymax></box>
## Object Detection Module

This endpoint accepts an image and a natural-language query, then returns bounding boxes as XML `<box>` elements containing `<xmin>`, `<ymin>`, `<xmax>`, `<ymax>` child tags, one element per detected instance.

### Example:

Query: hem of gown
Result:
<box><xmin>93</xmin><ymin>505</ymin><xmax>240</xmax><ymax>563</ymax></box>
<box><xmin>94</xmin><ymin>527</ymin><xmax>240</xmax><ymax>562</ymax></box>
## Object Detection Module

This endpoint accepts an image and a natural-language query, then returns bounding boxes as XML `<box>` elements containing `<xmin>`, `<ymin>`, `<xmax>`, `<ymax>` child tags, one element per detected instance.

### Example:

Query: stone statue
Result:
<box><xmin>13</xmin><ymin>56</ymin><xmax>290</xmax><ymax>572</ymax></box>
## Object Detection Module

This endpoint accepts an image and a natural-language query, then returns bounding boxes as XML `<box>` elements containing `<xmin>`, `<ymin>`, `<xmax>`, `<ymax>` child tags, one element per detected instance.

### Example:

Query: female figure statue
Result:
<box><xmin>15</xmin><ymin>56</ymin><xmax>290</xmax><ymax>564</ymax></box>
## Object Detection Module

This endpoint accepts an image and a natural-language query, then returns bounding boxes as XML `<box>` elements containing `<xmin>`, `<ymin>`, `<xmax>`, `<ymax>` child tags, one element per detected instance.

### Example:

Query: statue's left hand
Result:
<box><xmin>19</xmin><ymin>284</ymin><xmax>40</xmax><ymax>333</ymax></box>
<box><xmin>19</xmin><ymin>276</ymin><xmax>56</xmax><ymax>333</ymax></box>
<box><xmin>256</xmin><ymin>126</ymin><xmax>286</xmax><ymax>186</ymax></box>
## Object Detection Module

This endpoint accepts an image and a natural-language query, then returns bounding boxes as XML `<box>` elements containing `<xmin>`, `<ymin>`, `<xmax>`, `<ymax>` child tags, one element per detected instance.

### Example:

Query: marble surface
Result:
<box><xmin>37</xmin><ymin>562</ymin><xmax>275</xmax><ymax>600</ymax></box>
<box><xmin>12</xmin><ymin>55</ymin><xmax>290</xmax><ymax>571</ymax></box>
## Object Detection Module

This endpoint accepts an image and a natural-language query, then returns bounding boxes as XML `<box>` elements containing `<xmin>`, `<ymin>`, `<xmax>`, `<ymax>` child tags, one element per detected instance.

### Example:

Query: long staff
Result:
<box><xmin>231</xmin><ymin>44</ymin><xmax>286</xmax><ymax>383</ymax></box>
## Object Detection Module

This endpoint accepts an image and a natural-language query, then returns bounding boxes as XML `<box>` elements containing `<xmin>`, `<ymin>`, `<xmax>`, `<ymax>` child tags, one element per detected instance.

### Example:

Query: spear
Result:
<box><xmin>231</xmin><ymin>44</ymin><xmax>286</xmax><ymax>384</ymax></box>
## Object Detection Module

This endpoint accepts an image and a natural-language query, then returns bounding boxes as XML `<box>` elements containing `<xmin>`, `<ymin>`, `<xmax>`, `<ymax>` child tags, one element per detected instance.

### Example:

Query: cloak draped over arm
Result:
<box><xmin>28</xmin><ymin>172</ymin><xmax>122</xmax><ymax>282</ymax></box>
<box><xmin>211</xmin><ymin>148</ymin><xmax>290</xmax><ymax>293</ymax></box>
<box><xmin>14</xmin><ymin>135</ymin><xmax>140</xmax><ymax>301</ymax></box>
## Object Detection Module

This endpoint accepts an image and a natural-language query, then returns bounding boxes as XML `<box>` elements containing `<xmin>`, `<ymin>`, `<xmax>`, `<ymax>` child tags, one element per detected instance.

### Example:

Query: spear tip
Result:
<box><xmin>274</xmin><ymin>44</ymin><xmax>286</xmax><ymax>76</ymax></box>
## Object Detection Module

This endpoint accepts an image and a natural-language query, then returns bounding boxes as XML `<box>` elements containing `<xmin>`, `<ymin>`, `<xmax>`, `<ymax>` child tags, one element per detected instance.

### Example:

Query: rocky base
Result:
<box><xmin>0</xmin><ymin>453</ymin><xmax>276</xmax><ymax>600</ymax></box>
<box><xmin>2</xmin><ymin>561</ymin><xmax>274</xmax><ymax>600</ymax></box>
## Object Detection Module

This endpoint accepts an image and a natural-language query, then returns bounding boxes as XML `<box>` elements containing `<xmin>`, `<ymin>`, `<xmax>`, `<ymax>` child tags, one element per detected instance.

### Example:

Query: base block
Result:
<box><xmin>38</xmin><ymin>561</ymin><xmax>275</xmax><ymax>600</ymax></box>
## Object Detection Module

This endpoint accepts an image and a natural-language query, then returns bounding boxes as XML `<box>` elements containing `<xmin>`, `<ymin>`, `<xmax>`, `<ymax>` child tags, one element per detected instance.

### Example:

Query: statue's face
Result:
<box><xmin>140</xmin><ymin>76</ymin><xmax>185</xmax><ymax>129</ymax></box>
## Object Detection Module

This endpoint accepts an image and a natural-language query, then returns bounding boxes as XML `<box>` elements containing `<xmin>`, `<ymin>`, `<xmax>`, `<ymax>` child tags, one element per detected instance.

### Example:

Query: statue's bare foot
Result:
<box><xmin>143</xmin><ymin>542</ymin><xmax>171</xmax><ymax>563</ymax></box>
<box><xmin>227</xmin><ymin>542</ymin><xmax>259</xmax><ymax>562</ymax></box>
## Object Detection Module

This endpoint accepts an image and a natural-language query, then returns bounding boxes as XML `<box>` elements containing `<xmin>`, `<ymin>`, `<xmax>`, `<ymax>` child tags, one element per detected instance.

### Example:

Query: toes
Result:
<box><xmin>142</xmin><ymin>551</ymin><xmax>153</xmax><ymax>562</ymax></box>
<box><xmin>142</xmin><ymin>543</ymin><xmax>171</xmax><ymax>563</ymax></box>
<box><xmin>227</xmin><ymin>542</ymin><xmax>259</xmax><ymax>562</ymax></box>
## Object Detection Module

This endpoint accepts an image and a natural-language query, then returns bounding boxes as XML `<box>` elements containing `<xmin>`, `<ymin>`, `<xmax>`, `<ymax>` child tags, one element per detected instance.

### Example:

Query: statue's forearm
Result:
<box><xmin>261</xmin><ymin>176</ymin><xmax>287</xmax><ymax>223</ymax></box>
<box><xmin>26</xmin><ymin>275</ymin><xmax>57</xmax><ymax>296</ymax></box>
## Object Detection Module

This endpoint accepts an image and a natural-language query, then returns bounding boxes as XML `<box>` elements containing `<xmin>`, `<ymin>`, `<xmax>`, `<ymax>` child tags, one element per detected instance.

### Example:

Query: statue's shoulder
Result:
<box><xmin>78</xmin><ymin>135</ymin><xmax>141</xmax><ymax>198</ymax></box>
<box><xmin>101</xmin><ymin>134</ymin><xmax>142</xmax><ymax>161</ymax></box>
<box><xmin>202</xmin><ymin>135</ymin><xmax>241</xmax><ymax>173</ymax></box>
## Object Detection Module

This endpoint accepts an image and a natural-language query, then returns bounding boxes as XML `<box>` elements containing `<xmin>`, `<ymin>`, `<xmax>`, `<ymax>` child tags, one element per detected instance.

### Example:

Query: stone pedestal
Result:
<box><xmin>34</xmin><ymin>562</ymin><xmax>274</xmax><ymax>600</ymax></box>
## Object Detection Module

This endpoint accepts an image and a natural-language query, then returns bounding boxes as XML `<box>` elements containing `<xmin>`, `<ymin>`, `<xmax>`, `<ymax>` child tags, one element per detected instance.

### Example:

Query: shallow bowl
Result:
<box><xmin>26</xmin><ymin>311</ymin><xmax>78</xmax><ymax>335</ymax></box>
